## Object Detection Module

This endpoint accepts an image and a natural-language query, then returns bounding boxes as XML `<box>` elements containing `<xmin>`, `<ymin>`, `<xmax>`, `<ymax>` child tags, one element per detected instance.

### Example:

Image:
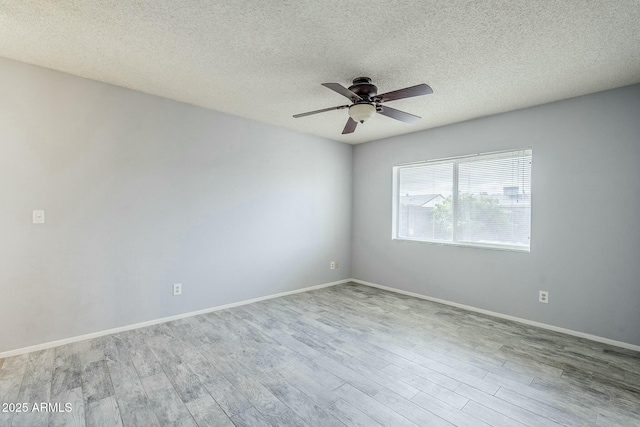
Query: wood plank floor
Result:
<box><xmin>1</xmin><ymin>282</ymin><xmax>639</xmax><ymax>426</ymax></box>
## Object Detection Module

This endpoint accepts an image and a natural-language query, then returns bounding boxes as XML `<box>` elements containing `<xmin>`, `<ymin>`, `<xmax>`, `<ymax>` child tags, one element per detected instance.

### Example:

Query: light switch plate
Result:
<box><xmin>33</xmin><ymin>210</ymin><xmax>45</xmax><ymax>224</ymax></box>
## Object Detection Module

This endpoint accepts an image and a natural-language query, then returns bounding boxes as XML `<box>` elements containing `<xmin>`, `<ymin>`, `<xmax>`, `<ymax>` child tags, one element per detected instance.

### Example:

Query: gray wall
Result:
<box><xmin>2</xmin><ymin>54</ymin><xmax>638</xmax><ymax>353</ymax></box>
<box><xmin>352</xmin><ymin>84</ymin><xmax>640</xmax><ymax>346</ymax></box>
<box><xmin>0</xmin><ymin>57</ymin><xmax>352</xmax><ymax>353</ymax></box>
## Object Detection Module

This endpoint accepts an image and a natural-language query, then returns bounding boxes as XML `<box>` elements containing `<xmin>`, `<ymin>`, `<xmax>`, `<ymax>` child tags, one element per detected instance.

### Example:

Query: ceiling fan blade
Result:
<box><xmin>375</xmin><ymin>83</ymin><xmax>433</xmax><ymax>103</ymax></box>
<box><xmin>342</xmin><ymin>117</ymin><xmax>358</xmax><ymax>134</ymax></box>
<box><xmin>293</xmin><ymin>104</ymin><xmax>350</xmax><ymax>118</ymax></box>
<box><xmin>322</xmin><ymin>83</ymin><xmax>363</xmax><ymax>102</ymax></box>
<box><xmin>377</xmin><ymin>105</ymin><xmax>421</xmax><ymax>123</ymax></box>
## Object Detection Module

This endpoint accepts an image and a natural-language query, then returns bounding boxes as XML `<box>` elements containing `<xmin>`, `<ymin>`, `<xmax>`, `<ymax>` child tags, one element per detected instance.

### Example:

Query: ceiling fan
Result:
<box><xmin>293</xmin><ymin>77</ymin><xmax>433</xmax><ymax>134</ymax></box>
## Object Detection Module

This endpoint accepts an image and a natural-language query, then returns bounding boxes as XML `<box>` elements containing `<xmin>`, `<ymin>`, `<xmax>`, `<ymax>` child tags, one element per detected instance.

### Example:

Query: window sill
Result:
<box><xmin>392</xmin><ymin>238</ymin><xmax>530</xmax><ymax>253</ymax></box>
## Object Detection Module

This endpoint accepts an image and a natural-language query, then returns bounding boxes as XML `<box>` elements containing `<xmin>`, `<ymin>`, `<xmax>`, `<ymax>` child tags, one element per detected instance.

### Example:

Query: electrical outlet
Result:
<box><xmin>173</xmin><ymin>283</ymin><xmax>182</xmax><ymax>296</ymax></box>
<box><xmin>539</xmin><ymin>290</ymin><xmax>549</xmax><ymax>303</ymax></box>
<box><xmin>335</xmin><ymin>261</ymin><xmax>339</xmax><ymax>269</ymax></box>
<box><xmin>330</xmin><ymin>261</ymin><xmax>336</xmax><ymax>270</ymax></box>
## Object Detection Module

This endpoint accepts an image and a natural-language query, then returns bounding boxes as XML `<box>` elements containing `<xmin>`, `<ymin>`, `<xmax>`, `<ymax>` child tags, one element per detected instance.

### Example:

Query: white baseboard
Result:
<box><xmin>4</xmin><ymin>277</ymin><xmax>637</xmax><ymax>358</ymax></box>
<box><xmin>351</xmin><ymin>278</ymin><xmax>640</xmax><ymax>353</ymax></box>
<box><xmin>0</xmin><ymin>279</ymin><xmax>350</xmax><ymax>359</ymax></box>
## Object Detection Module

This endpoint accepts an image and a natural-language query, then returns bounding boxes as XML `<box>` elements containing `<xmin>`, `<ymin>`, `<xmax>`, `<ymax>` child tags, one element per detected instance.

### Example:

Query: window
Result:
<box><xmin>392</xmin><ymin>149</ymin><xmax>532</xmax><ymax>251</ymax></box>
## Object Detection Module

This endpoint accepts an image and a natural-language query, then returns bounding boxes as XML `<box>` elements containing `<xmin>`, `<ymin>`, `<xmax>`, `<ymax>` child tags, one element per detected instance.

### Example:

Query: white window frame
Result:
<box><xmin>392</xmin><ymin>149</ymin><xmax>532</xmax><ymax>252</ymax></box>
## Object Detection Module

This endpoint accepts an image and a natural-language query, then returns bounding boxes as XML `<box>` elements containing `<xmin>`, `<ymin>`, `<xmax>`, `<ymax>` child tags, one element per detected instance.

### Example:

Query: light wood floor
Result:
<box><xmin>1</xmin><ymin>283</ymin><xmax>639</xmax><ymax>426</ymax></box>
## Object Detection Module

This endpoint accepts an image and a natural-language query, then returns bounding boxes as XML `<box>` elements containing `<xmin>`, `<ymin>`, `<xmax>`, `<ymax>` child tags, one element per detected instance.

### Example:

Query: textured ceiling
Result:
<box><xmin>1</xmin><ymin>1</ymin><xmax>639</xmax><ymax>144</ymax></box>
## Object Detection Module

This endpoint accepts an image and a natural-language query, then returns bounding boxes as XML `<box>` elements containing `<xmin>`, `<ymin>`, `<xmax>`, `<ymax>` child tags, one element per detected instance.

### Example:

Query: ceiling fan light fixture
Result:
<box><xmin>348</xmin><ymin>103</ymin><xmax>376</xmax><ymax>123</ymax></box>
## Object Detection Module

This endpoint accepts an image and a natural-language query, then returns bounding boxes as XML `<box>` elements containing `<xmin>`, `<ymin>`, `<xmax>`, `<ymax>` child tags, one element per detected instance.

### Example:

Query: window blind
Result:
<box><xmin>393</xmin><ymin>149</ymin><xmax>532</xmax><ymax>251</ymax></box>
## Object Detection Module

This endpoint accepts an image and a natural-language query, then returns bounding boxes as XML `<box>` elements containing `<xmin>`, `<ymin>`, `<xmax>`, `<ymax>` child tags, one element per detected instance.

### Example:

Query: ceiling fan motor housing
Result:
<box><xmin>349</xmin><ymin>77</ymin><xmax>378</xmax><ymax>100</ymax></box>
